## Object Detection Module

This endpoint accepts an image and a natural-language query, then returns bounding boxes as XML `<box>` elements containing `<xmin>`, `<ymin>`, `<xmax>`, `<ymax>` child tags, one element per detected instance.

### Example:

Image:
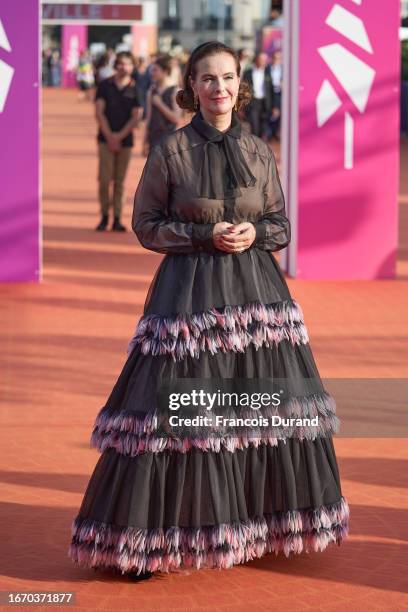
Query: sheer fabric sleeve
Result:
<box><xmin>132</xmin><ymin>144</ymin><xmax>216</xmax><ymax>254</ymax></box>
<box><xmin>252</xmin><ymin>150</ymin><xmax>291</xmax><ymax>252</ymax></box>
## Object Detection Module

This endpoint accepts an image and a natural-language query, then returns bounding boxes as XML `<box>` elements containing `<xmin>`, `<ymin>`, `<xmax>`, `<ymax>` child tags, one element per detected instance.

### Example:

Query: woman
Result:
<box><xmin>143</xmin><ymin>55</ymin><xmax>182</xmax><ymax>156</ymax></box>
<box><xmin>68</xmin><ymin>41</ymin><xmax>349</xmax><ymax>581</ymax></box>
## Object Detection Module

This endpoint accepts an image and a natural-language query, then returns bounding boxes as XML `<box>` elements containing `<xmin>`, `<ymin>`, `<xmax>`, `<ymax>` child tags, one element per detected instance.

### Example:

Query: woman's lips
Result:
<box><xmin>212</xmin><ymin>97</ymin><xmax>229</xmax><ymax>101</ymax></box>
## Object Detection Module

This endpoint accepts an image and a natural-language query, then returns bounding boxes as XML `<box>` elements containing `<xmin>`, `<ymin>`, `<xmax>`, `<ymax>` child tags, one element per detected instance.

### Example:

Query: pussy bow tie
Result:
<box><xmin>191</xmin><ymin>110</ymin><xmax>256</xmax><ymax>199</ymax></box>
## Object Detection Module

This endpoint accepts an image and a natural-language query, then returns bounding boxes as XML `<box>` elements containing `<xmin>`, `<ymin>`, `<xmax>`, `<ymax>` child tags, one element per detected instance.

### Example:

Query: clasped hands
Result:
<box><xmin>212</xmin><ymin>222</ymin><xmax>256</xmax><ymax>253</ymax></box>
<box><xmin>106</xmin><ymin>132</ymin><xmax>123</xmax><ymax>153</ymax></box>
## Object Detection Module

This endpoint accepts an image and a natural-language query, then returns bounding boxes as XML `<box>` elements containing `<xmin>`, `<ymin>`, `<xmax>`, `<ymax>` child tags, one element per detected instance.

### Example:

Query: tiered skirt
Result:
<box><xmin>68</xmin><ymin>248</ymin><xmax>349</xmax><ymax>574</ymax></box>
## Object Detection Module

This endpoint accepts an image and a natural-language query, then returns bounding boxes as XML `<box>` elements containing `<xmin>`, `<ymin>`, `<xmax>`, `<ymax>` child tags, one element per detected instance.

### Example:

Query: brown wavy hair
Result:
<box><xmin>153</xmin><ymin>54</ymin><xmax>173</xmax><ymax>75</ymax></box>
<box><xmin>175</xmin><ymin>41</ymin><xmax>252</xmax><ymax>112</ymax></box>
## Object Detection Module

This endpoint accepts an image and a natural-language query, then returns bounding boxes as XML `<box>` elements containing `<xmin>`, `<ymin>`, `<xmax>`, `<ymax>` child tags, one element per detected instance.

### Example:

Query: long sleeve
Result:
<box><xmin>132</xmin><ymin>144</ymin><xmax>216</xmax><ymax>254</ymax></box>
<box><xmin>252</xmin><ymin>150</ymin><xmax>291</xmax><ymax>252</ymax></box>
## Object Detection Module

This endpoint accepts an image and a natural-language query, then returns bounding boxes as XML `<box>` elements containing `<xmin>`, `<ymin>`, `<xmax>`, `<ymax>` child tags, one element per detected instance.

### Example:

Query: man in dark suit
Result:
<box><xmin>242</xmin><ymin>52</ymin><xmax>275</xmax><ymax>139</ymax></box>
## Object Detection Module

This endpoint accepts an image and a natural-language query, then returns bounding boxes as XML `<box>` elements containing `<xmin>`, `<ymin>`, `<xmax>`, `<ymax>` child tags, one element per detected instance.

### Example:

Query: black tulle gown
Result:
<box><xmin>68</xmin><ymin>110</ymin><xmax>349</xmax><ymax>575</ymax></box>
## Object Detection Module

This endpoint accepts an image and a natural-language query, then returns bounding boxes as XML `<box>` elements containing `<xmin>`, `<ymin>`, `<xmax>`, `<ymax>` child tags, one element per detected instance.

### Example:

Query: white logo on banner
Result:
<box><xmin>67</xmin><ymin>35</ymin><xmax>80</xmax><ymax>71</ymax></box>
<box><xmin>0</xmin><ymin>18</ymin><xmax>14</xmax><ymax>113</ymax></box>
<box><xmin>316</xmin><ymin>3</ymin><xmax>375</xmax><ymax>169</ymax></box>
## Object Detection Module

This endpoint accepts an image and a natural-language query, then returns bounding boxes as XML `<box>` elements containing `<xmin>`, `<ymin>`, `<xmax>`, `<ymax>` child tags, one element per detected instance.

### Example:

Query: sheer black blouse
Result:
<box><xmin>132</xmin><ymin>110</ymin><xmax>291</xmax><ymax>255</ymax></box>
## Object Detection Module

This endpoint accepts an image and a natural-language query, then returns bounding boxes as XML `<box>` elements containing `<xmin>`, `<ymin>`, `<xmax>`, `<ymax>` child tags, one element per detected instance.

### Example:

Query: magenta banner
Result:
<box><xmin>61</xmin><ymin>24</ymin><xmax>87</xmax><ymax>87</ymax></box>
<box><xmin>0</xmin><ymin>0</ymin><xmax>40</xmax><ymax>282</ymax></box>
<box><xmin>295</xmin><ymin>0</ymin><xmax>400</xmax><ymax>279</ymax></box>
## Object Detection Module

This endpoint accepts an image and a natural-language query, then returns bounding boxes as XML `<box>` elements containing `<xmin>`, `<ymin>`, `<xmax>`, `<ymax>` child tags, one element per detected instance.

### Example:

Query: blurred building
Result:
<box><xmin>158</xmin><ymin>0</ymin><xmax>273</xmax><ymax>51</ymax></box>
<box><xmin>40</xmin><ymin>0</ymin><xmax>281</xmax><ymax>56</ymax></box>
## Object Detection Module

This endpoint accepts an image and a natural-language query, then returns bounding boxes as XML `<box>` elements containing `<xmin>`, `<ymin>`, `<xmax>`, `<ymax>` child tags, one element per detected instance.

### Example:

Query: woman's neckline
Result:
<box><xmin>200</xmin><ymin>110</ymin><xmax>232</xmax><ymax>133</ymax></box>
<box><xmin>155</xmin><ymin>83</ymin><xmax>174</xmax><ymax>95</ymax></box>
<box><xmin>191</xmin><ymin>110</ymin><xmax>241</xmax><ymax>141</ymax></box>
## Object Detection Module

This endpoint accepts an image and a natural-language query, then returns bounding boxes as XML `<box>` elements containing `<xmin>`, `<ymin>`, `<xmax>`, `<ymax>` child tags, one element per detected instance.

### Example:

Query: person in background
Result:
<box><xmin>242</xmin><ymin>51</ymin><xmax>275</xmax><ymax>140</ymax></box>
<box><xmin>106</xmin><ymin>47</ymin><xmax>116</xmax><ymax>70</ymax></box>
<box><xmin>237</xmin><ymin>48</ymin><xmax>252</xmax><ymax>76</ymax></box>
<box><xmin>167</xmin><ymin>55</ymin><xmax>183</xmax><ymax>88</ymax></box>
<box><xmin>268</xmin><ymin>8</ymin><xmax>284</xmax><ymax>27</ymax></box>
<box><xmin>268</xmin><ymin>50</ymin><xmax>283</xmax><ymax>142</ymax></box>
<box><xmin>50</xmin><ymin>50</ymin><xmax>62</xmax><ymax>87</ymax></box>
<box><xmin>143</xmin><ymin>55</ymin><xmax>182</xmax><ymax>157</ymax></box>
<box><xmin>42</xmin><ymin>49</ymin><xmax>52</xmax><ymax>86</ymax></box>
<box><xmin>94</xmin><ymin>51</ymin><xmax>143</xmax><ymax>232</ymax></box>
<box><xmin>95</xmin><ymin>51</ymin><xmax>115</xmax><ymax>85</ymax></box>
<box><xmin>148</xmin><ymin>52</ymin><xmax>159</xmax><ymax>65</ymax></box>
<box><xmin>132</xmin><ymin>56</ymin><xmax>152</xmax><ymax>119</ymax></box>
<box><xmin>77</xmin><ymin>50</ymin><xmax>95</xmax><ymax>101</ymax></box>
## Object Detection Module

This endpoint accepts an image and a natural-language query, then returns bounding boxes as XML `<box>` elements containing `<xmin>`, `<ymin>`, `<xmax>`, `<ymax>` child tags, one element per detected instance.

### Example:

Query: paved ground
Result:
<box><xmin>0</xmin><ymin>88</ymin><xmax>407</xmax><ymax>610</ymax></box>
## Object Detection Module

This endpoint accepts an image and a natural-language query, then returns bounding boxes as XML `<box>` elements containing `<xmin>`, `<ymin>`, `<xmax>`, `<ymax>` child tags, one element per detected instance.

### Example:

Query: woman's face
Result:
<box><xmin>150</xmin><ymin>63</ymin><xmax>165</xmax><ymax>83</ymax></box>
<box><xmin>190</xmin><ymin>52</ymin><xmax>240</xmax><ymax>116</ymax></box>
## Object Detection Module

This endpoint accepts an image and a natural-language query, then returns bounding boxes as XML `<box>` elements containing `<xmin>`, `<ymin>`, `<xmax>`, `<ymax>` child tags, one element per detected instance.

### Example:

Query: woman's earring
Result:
<box><xmin>234</xmin><ymin>99</ymin><xmax>238</xmax><ymax>112</ymax></box>
<box><xmin>193</xmin><ymin>94</ymin><xmax>199</xmax><ymax>111</ymax></box>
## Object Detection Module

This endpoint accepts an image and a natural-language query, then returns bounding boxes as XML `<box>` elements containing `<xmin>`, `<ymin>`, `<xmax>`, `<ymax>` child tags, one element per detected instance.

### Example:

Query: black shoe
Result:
<box><xmin>111</xmin><ymin>217</ymin><xmax>127</xmax><ymax>232</ymax></box>
<box><xmin>95</xmin><ymin>215</ymin><xmax>109</xmax><ymax>231</ymax></box>
<box><xmin>127</xmin><ymin>570</ymin><xmax>153</xmax><ymax>582</ymax></box>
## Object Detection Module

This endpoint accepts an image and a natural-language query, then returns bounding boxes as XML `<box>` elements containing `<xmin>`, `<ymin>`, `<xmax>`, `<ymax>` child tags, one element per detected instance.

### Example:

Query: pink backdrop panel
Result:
<box><xmin>131</xmin><ymin>24</ymin><xmax>157</xmax><ymax>57</ymax></box>
<box><xmin>0</xmin><ymin>0</ymin><xmax>40</xmax><ymax>282</ymax></box>
<box><xmin>262</xmin><ymin>26</ymin><xmax>283</xmax><ymax>57</ymax></box>
<box><xmin>297</xmin><ymin>0</ymin><xmax>400</xmax><ymax>279</ymax></box>
<box><xmin>61</xmin><ymin>24</ymin><xmax>88</xmax><ymax>87</ymax></box>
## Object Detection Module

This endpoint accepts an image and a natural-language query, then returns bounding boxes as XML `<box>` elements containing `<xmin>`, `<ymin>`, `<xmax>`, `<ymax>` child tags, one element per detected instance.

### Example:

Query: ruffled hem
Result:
<box><xmin>127</xmin><ymin>299</ymin><xmax>309</xmax><ymax>361</ymax></box>
<box><xmin>68</xmin><ymin>497</ymin><xmax>349</xmax><ymax>574</ymax></box>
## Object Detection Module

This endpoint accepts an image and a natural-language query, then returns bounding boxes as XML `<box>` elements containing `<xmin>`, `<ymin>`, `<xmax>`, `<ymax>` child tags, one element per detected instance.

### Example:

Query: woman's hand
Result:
<box><xmin>212</xmin><ymin>222</ymin><xmax>234</xmax><ymax>251</ymax></box>
<box><xmin>213</xmin><ymin>222</ymin><xmax>256</xmax><ymax>253</ymax></box>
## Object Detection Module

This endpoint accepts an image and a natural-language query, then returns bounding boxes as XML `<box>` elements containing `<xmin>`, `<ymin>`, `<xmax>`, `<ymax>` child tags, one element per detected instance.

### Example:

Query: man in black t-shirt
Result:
<box><xmin>94</xmin><ymin>51</ymin><xmax>143</xmax><ymax>231</ymax></box>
